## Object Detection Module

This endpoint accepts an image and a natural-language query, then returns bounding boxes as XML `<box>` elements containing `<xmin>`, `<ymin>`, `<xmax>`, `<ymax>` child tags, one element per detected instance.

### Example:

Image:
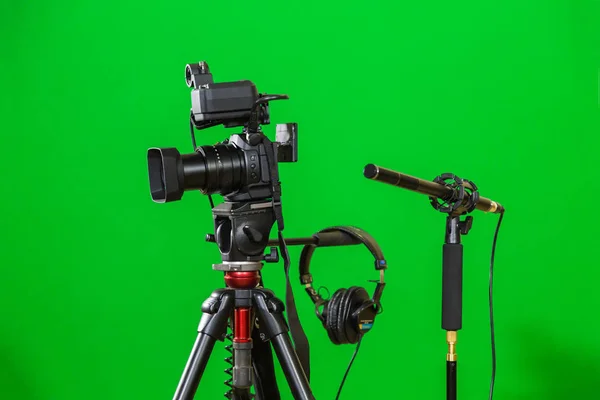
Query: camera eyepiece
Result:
<box><xmin>185</xmin><ymin>61</ymin><xmax>213</xmax><ymax>89</ymax></box>
<box><xmin>185</xmin><ymin>66</ymin><xmax>193</xmax><ymax>88</ymax></box>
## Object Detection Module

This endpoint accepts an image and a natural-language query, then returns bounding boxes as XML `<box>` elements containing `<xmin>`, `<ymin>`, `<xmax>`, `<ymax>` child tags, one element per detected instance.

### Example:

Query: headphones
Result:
<box><xmin>299</xmin><ymin>226</ymin><xmax>387</xmax><ymax>345</ymax></box>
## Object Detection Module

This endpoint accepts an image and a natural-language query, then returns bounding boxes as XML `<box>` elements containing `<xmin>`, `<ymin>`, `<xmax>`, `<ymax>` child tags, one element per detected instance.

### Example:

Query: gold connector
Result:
<box><xmin>446</xmin><ymin>331</ymin><xmax>457</xmax><ymax>362</ymax></box>
<box><xmin>488</xmin><ymin>201</ymin><xmax>498</xmax><ymax>213</ymax></box>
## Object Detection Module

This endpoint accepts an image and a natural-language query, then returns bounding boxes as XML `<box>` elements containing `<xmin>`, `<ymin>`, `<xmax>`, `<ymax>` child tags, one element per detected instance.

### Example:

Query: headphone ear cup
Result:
<box><xmin>325</xmin><ymin>287</ymin><xmax>371</xmax><ymax>345</ymax></box>
<box><xmin>333</xmin><ymin>287</ymin><xmax>357</xmax><ymax>344</ymax></box>
<box><xmin>325</xmin><ymin>288</ymin><xmax>346</xmax><ymax>345</ymax></box>
<box><xmin>337</xmin><ymin>286</ymin><xmax>361</xmax><ymax>344</ymax></box>
<box><xmin>343</xmin><ymin>287</ymin><xmax>371</xmax><ymax>344</ymax></box>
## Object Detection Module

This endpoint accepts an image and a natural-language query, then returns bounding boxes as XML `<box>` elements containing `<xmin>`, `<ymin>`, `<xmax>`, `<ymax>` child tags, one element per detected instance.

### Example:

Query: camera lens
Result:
<box><xmin>147</xmin><ymin>144</ymin><xmax>246</xmax><ymax>203</ymax></box>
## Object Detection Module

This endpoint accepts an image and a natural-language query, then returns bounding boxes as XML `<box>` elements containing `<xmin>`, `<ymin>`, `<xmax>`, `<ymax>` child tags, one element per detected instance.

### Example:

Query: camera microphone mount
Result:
<box><xmin>364</xmin><ymin>164</ymin><xmax>505</xmax><ymax>400</ymax></box>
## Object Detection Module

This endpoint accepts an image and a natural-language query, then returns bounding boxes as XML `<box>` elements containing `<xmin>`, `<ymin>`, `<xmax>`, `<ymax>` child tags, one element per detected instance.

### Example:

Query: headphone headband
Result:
<box><xmin>299</xmin><ymin>226</ymin><xmax>387</xmax><ymax>318</ymax></box>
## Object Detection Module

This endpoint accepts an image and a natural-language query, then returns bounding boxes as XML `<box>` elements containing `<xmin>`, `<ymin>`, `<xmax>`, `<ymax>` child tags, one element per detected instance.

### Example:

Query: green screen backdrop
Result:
<box><xmin>1</xmin><ymin>1</ymin><xmax>599</xmax><ymax>399</ymax></box>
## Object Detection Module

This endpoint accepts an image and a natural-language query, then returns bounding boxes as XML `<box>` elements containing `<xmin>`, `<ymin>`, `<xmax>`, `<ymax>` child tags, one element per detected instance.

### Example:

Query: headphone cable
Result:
<box><xmin>335</xmin><ymin>335</ymin><xmax>364</xmax><ymax>400</ymax></box>
<box><xmin>488</xmin><ymin>211</ymin><xmax>504</xmax><ymax>400</ymax></box>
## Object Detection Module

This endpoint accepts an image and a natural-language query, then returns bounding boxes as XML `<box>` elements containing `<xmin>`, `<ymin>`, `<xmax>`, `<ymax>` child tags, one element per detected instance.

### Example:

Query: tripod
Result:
<box><xmin>172</xmin><ymin>200</ymin><xmax>315</xmax><ymax>400</ymax></box>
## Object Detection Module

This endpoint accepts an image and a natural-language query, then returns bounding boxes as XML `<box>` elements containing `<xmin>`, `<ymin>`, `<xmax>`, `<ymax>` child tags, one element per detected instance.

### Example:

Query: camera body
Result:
<box><xmin>147</xmin><ymin>61</ymin><xmax>298</xmax><ymax>204</ymax></box>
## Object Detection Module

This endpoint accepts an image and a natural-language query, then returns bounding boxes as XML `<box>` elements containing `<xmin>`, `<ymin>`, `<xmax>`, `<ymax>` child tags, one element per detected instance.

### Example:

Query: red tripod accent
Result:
<box><xmin>225</xmin><ymin>271</ymin><xmax>261</xmax><ymax>344</ymax></box>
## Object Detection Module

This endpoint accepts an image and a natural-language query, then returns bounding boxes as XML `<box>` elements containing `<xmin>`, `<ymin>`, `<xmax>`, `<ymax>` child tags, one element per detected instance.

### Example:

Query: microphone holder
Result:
<box><xmin>429</xmin><ymin>173</ymin><xmax>479</xmax><ymax>400</ymax></box>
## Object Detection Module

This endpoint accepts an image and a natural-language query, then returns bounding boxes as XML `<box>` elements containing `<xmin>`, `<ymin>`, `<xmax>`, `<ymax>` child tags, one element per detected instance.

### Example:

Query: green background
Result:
<box><xmin>2</xmin><ymin>0</ymin><xmax>599</xmax><ymax>399</ymax></box>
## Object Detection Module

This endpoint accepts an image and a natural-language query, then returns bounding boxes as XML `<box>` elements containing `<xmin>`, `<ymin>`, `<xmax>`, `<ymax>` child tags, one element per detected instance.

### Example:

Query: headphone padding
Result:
<box><xmin>325</xmin><ymin>289</ymin><xmax>346</xmax><ymax>344</ymax></box>
<box><xmin>337</xmin><ymin>287</ymin><xmax>360</xmax><ymax>344</ymax></box>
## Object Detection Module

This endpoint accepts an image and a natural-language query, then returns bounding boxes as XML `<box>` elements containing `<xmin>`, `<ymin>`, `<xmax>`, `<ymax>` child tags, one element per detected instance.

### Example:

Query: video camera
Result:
<box><xmin>147</xmin><ymin>61</ymin><xmax>298</xmax><ymax>203</ymax></box>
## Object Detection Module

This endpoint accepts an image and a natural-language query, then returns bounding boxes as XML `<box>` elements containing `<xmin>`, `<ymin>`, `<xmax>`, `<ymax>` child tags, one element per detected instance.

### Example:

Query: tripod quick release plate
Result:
<box><xmin>212</xmin><ymin>261</ymin><xmax>263</xmax><ymax>272</ymax></box>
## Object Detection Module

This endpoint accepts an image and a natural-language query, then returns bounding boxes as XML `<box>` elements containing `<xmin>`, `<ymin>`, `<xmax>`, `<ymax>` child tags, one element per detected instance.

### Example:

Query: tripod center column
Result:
<box><xmin>226</xmin><ymin>271</ymin><xmax>261</xmax><ymax>344</ymax></box>
<box><xmin>234</xmin><ymin>307</ymin><xmax>252</xmax><ymax>343</ymax></box>
<box><xmin>225</xmin><ymin>270</ymin><xmax>261</xmax><ymax>389</ymax></box>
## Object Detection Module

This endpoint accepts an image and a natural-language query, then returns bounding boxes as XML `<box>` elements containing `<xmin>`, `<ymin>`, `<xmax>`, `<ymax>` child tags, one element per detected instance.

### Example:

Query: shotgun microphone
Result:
<box><xmin>363</xmin><ymin>164</ymin><xmax>504</xmax><ymax>214</ymax></box>
<box><xmin>364</xmin><ymin>162</ymin><xmax>505</xmax><ymax>400</ymax></box>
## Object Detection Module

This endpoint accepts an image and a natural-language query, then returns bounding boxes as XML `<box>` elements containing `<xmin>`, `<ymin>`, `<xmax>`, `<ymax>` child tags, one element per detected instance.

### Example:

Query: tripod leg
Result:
<box><xmin>173</xmin><ymin>333</ymin><xmax>218</xmax><ymax>400</ymax></box>
<box><xmin>253</xmin><ymin>291</ymin><xmax>315</xmax><ymax>400</ymax></box>
<box><xmin>173</xmin><ymin>290</ymin><xmax>235</xmax><ymax>400</ymax></box>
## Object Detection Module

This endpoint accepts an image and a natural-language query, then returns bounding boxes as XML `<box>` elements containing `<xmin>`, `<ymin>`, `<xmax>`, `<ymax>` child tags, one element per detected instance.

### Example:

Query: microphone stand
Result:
<box><xmin>363</xmin><ymin>165</ymin><xmax>504</xmax><ymax>400</ymax></box>
<box><xmin>443</xmin><ymin>213</ymin><xmax>472</xmax><ymax>400</ymax></box>
<box><xmin>432</xmin><ymin>174</ymin><xmax>478</xmax><ymax>400</ymax></box>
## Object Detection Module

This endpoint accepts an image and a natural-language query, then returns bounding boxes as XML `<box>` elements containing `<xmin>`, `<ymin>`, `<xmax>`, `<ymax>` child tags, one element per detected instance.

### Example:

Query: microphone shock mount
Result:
<box><xmin>429</xmin><ymin>173</ymin><xmax>480</xmax><ymax>217</ymax></box>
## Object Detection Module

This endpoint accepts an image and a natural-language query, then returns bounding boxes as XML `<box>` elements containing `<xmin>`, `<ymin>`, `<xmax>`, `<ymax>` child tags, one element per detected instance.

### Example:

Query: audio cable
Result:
<box><xmin>335</xmin><ymin>335</ymin><xmax>364</xmax><ymax>400</ymax></box>
<box><xmin>488</xmin><ymin>211</ymin><xmax>504</xmax><ymax>400</ymax></box>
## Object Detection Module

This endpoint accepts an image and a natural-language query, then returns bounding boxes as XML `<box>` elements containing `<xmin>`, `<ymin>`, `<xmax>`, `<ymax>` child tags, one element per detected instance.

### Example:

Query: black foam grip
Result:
<box><xmin>442</xmin><ymin>244</ymin><xmax>463</xmax><ymax>331</ymax></box>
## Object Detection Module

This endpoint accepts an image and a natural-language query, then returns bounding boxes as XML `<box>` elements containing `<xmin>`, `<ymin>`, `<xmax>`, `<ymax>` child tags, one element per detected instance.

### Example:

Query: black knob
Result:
<box><xmin>243</xmin><ymin>226</ymin><xmax>264</xmax><ymax>243</ymax></box>
<box><xmin>264</xmin><ymin>247</ymin><xmax>279</xmax><ymax>263</ymax></box>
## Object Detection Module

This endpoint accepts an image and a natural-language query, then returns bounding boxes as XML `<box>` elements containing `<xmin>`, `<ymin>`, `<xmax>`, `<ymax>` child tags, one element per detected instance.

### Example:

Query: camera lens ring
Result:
<box><xmin>194</xmin><ymin>144</ymin><xmax>245</xmax><ymax>195</ymax></box>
